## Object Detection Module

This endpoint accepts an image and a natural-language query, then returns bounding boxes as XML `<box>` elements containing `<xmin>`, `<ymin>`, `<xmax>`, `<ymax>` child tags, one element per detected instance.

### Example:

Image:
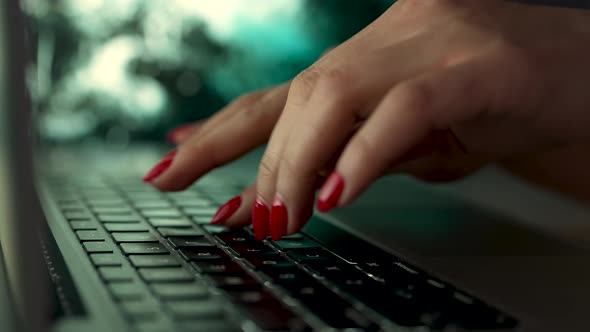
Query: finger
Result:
<box><xmin>273</xmin><ymin>40</ymin><xmax>440</xmax><ymax>236</ymax></box>
<box><xmin>145</xmin><ymin>83</ymin><xmax>290</xmax><ymax>191</ymax></box>
<box><xmin>208</xmin><ymin>184</ymin><xmax>269</xmax><ymax>237</ymax></box>
<box><xmin>318</xmin><ymin>58</ymin><xmax>494</xmax><ymax>211</ymax></box>
<box><xmin>167</xmin><ymin>121</ymin><xmax>203</xmax><ymax>144</ymax></box>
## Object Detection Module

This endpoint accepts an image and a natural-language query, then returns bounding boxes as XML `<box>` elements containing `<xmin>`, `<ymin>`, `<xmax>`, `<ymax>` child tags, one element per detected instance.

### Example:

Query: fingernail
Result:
<box><xmin>211</xmin><ymin>196</ymin><xmax>242</xmax><ymax>225</ymax></box>
<box><xmin>317</xmin><ymin>171</ymin><xmax>345</xmax><ymax>212</ymax></box>
<box><xmin>166</xmin><ymin>125</ymin><xmax>192</xmax><ymax>144</ymax></box>
<box><xmin>143</xmin><ymin>150</ymin><xmax>177</xmax><ymax>182</ymax></box>
<box><xmin>270</xmin><ymin>196</ymin><xmax>288</xmax><ymax>241</ymax></box>
<box><xmin>252</xmin><ymin>198</ymin><xmax>269</xmax><ymax>241</ymax></box>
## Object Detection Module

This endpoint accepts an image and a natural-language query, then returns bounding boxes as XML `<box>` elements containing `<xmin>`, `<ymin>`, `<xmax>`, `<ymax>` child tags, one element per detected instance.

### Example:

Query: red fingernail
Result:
<box><xmin>317</xmin><ymin>171</ymin><xmax>344</xmax><ymax>212</ymax></box>
<box><xmin>270</xmin><ymin>196</ymin><xmax>288</xmax><ymax>241</ymax></box>
<box><xmin>143</xmin><ymin>150</ymin><xmax>177</xmax><ymax>182</ymax></box>
<box><xmin>252</xmin><ymin>198</ymin><xmax>269</xmax><ymax>241</ymax></box>
<box><xmin>211</xmin><ymin>196</ymin><xmax>242</xmax><ymax>225</ymax></box>
<box><xmin>166</xmin><ymin>124</ymin><xmax>193</xmax><ymax>144</ymax></box>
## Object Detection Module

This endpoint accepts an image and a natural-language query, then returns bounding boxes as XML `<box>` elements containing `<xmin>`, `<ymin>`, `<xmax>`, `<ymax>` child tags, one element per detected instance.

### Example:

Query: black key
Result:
<box><xmin>83</xmin><ymin>241</ymin><xmax>113</xmax><ymax>253</ymax></box>
<box><xmin>109</xmin><ymin>282</ymin><xmax>148</xmax><ymax>301</ymax></box>
<box><xmin>215</xmin><ymin>230</ymin><xmax>256</xmax><ymax>245</ymax></box>
<box><xmin>98</xmin><ymin>215</ymin><xmax>141</xmax><ymax>223</ymax></box>
<box><xmin>192</xmin><ymin>261</ymin><xmax>244</xmax><ymax>274</ymax></box>
<box><xmin>90</xmin><ymin>253</ymin><xmax>123</xmax><ymax>266</ymax></box>
<box><xmin>167</xmin><ymin>300</ymin><xmax>225</xmax><ymax>319</ymax></box>
<box><xmin>99</xmin><ymin>266</ymin><xmax>134</xmax><ymax>282</ymax></box>
<box><xmin>287</xmin><ymin>248</ymin><xmax>335</xmax><ymax>262</ymax></box>
<box><xmin>211</xmin><ymin>273</ymin><xmax>260</xmax><ymax>290</ymax></box>
<box><xmin>177</xmin><ymin>321</ymin><xmax>239</xmax><ymax>332</ymax></box>
<box><xmin>103</xmin><ymin>223</ymin><xmax>149</xmax><ymax>232</ymax></box>
<box><xmin>69</xmin><ymin>220</ymin><xmax>96</xmax><ymax>230</ymax></box>
<box><xmin>304</xmin><ymin>260</ymin><xmax>358</xmax><ymax>278</ymax></box>
<box><xmin>289</xmin><ymin>281</ymin><xmax>361</xmax><ymax>329</ymax></box>
<box><xmin>273</xmin><ymin>238</ymin><xmax>320</xmax><ymax>250</ymax></box>
<box><xmin>151</xmin><ymin>282</ymin><xmax>208</xmax><ymax>300</ymax></box>
<box><xmin>112</xmin><ymin>232</ymin><xmax>158</xmax><ymax>243</ymax></box>
<box><xmin>168</xmin><ymin>236</ymin><xmax>214</xmax><ymax>248</ymax></box>
<box><xmin>240</xmin><ymin>300</ymin><xmax>297</xmax><ymax>331</ymax></box>
<box><xmin>76</xmin><ymin>230</ymin><xmax>105</xmax><ymax>241</ymax></box>
<box><xmin>139</xmin><ymin>268</ymin><xmax>194</xmax><ymax>282</ymax></box>
<box><xmin>158</xmin><ymin>227</ymin><xmax>204</xmax><ymax>237</ymax></box>
<box><xmin>244</xmin><ymin>254</ymin><xmax>295</xmax><ymax>270</ymax></box>
<box><xmin>180</xmin><ymin>247</ymin><xmax>229</xmax><ymax>261</ymax></box>
<box><xmin>262</xmin><ymin>267</ymin><xmax>315</xmax><ymax>288</ymax></box>
<box><xmin>129</xmin><ymin>255</ymin><xmax>181</xmax><ymax>267</ymax></box>
<box><xmin>141</xmin><ymin>209</ymin><xmax>182</xmax><ymax>218</ymax></box>
<box><xmin>120</xmin><ymin>243</ymin><xmax>168</xmax><ymax>255</ymax></box>
<box><xmin>148</xmin><ymin>218</ymin><xmax>192</xmax><ymax>227</ymax></box>
<box><xmin>228</xmin><ymin>243</ymin><xmax>277</xmax><ymax>257</ymax></box>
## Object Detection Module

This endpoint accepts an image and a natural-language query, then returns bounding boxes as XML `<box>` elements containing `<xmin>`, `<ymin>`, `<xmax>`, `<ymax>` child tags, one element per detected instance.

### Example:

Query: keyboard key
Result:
<box><xmin>168</xmin><ymin>236</ymin><xmax>214</xmax><ymax>248</ymax></box>
<box><xmin>141</xmin><ymin>209</ymin><xmax>182</xmax><ymax>218</ymax></box>
<box><xmin>139</xmin><ymin>268</ymin><xmax>194</xmax><ymax>282</ymax></box>
<box><xmin>244</xmin><ymin>255</ymin><xmax>295</xmax><ymax>270</ymax></box>
<box><xmin>92</xmin><ymin>206</ymin><xmax>133</xmax><ymax>214</ymax></box>
<box><xmin>76</xmin><ymin>230</ymin><xmax>105</xmax><ymax>241</ymax></box>
<box><xmin>304</xmin><ymin>260</ymin><xmax>358</xmax><ymax>278</ymax></box>
<box><xmin>148</xmin><ymin>218</ymin><xmax>192</xmax><ymax>228</ymax></box>
<box><xmin>211</xmin><ymin>273</ymin><xmax>260</xmax><ymax>290</ymax></box>
<box><xmin>69</xmin><ymin>220</ymin><xmax>96</xmax><ymax>230</ymax></box>
<box><xmin>120</xmin><ymin>300</ymin><xmax>159</xmax><ymax>320</ymax></box>
<box><xmin>99</xmin><ymin>266</ymin><xmax>135</xmax><ymax>282</ymax></box>
<box><xmin>183</xmin><ymin>207</ymin><xmax>218</xmax><ymax>217</ymax></box>
<box><xmin>273</xmin><ymin>238</ymin><xmax>320</xmax><ymax>250</ymax></box>
<box><xmin>261</xmin><ymin>267</ymin><xmax>315</xmax><ymax>288</ymax></box>
<box><xmin>129</xmin><ymin>255</ymin><xmax>181</xmax><ymax>267</ymax></box>
<box><xmin>215</xmin><ymin>230</ymin><xmax>256</xmax><ymax>245</ymax></box>
<box><xmin>177</xmin><ymin>320</ymin><xmax>239</xmax><ymax>332</ymax></box>
<box><xmin>202</xmin><ymin>225</ymin><xmax>229</xmax><ymax>234</ymax></box>
<box><xmin>83</xmin><ymin>241</ymin><xmax>113</xmax><ymax>253</ymax></box>
<box><xmin>120</xmin><ymin>243</ymin><xmax>168</xmax><ymax>255</ymax></box>
<box><xmin>64</xmin><ymin>211</ymin><xmax>90</xmax><ymax>220</ymax></box>
<box><xmin>134</xmin><ymin>201</ymin><xmax>172</xmax><ymax>209</ymax></box>
<box><xmin>112</xmin><ymin>232</ymin><xmax>158</xmax><ymax>243</ymax></box>
<box><xmin>151</xmin><ymin>283</ymin><xmax>208</xmax><ymax>300</ymax></box>
<box><xmin>288</xmin><ymin>281</ymin><xmax>361</xmax><ymax>329</ymax></box>
<box><xmin>103</xmin><ymin>223</ymin><xmax>149</xmax><ymax>232</ymax></box>
<box><xmin>157</xmin><ymin>227</ymin><xmax>204</xmax><ymax>237</ymax></box>
<box><xmin>191</xmin><ymin>261</ymin><xmax>244</xmax><ymax>274</ymax></box>
<box><xmin>228</xmin><ymin>243</ymin><xmax>277</xmax><ymax>257</ymax></box>
<box><xmin>287</xmin><ymin>248</ymin><xmax>335</xmax><ymax>262</ymax></box>
<box><xmin>109</xmin><ymin>282</ymin><xmax>148</xmax><ymax>301</ymax></box>
<box><xmin>180</xmin><ymin>247</ymin><xmax>230</xmax><ymax>261</ymax></box>
<box><xmin>90</xmin><ymin>253</ymin><xmax>123</xmax><ymax>266</ymax></box>
<box><xmin>98</xmin><ymin>215</ymin><xmax>141</xmax><ymax>223</ymax></box>
<box><xmin>167</xmin><ymin>300</ymin><xmax>225</xmax><ymax>319</ymax></box>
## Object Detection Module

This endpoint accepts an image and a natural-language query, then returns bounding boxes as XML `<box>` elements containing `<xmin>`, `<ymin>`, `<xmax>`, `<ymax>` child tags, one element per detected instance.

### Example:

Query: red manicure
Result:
<box><xmin>317</xmin><ymin>171</ymin><xmax>345</xmax><ymax>212</ymax></box>
<box><xmin>211</xmin><ymin>196</ymin><xmax>242</xmax><ymax>225</ymax></box>
<box><xmin>166</xmin><ymin>124</ymin><xmax>193</xmax><ymax>144</ymax></box>
<box><xmin>252</xmin><ymin>198</ymin><xmax>269</xmax><ymax>241</ymax></box>
<box><xmin>270</xmin><ymin>196</ymin><xmax>288</xmax><ymax>241</ymax></box>
<box><xmin>143</xmin><ymin>150</ymin><xmax>177</xmax><ymax>182</ymax></box>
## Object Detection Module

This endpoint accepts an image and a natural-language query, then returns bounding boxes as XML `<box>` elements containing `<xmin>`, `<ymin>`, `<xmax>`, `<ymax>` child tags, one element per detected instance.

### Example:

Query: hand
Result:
<box><xmin>145</xmin><ymin>0</ymin><xmax>590</xmax><ymax>240</ymax></box>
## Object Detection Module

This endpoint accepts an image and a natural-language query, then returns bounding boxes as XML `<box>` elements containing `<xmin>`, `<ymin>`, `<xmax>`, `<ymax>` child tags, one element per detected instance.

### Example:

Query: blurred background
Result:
<box><xmin>24</xmin><ymin>0</ymin><xmax>395</xmax><ymax>145</ymax></box>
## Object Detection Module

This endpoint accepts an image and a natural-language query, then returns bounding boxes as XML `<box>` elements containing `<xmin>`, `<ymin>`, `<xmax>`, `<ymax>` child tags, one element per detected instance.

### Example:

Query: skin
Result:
<box><xmin>150</xmin><ymin>0</ymin><xmax>590</xmax><ymax>233</ymax></box>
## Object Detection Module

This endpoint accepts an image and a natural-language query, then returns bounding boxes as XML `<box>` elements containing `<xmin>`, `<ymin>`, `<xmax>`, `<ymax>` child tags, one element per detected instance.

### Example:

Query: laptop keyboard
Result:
<box><xmin>44</xmin><ymin>175</ymin><xmax>518</xmax><ymax>332</ymax></box>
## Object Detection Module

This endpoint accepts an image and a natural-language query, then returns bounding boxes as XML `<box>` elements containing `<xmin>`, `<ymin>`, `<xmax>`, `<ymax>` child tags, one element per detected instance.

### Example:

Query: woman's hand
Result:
<box><xmin>145</xmin><ymin>0</ymin><xmax>590</xmax><ymax>240</ymax></box>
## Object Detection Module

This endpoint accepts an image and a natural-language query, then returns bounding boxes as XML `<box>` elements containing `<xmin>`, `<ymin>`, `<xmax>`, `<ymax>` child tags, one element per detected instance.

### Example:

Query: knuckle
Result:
<box><xmin>315</xmin><ymin>68</ymin><xmax>355</xmax><ymax>107</ymax></box>
<box><xmin>258</xmin><ymin>150</ymin><xmax>280</xmax><ymax>180</ymax></box>
<box><xmin>390</xmin><ymin>80</ymin><xmax>433</xmax><ymax>115</ymax></box>
<box><xmin>290</xmin><ymin>65</ymin><xmax>323</xmax><ymax>100</ymax></box>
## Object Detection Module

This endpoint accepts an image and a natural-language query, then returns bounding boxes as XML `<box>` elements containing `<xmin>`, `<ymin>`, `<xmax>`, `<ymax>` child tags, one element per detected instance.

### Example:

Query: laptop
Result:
<box><xmin>3</xmin><ymin>1</ymin><xmax>590</xmax><ymax>331</ymax></box>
